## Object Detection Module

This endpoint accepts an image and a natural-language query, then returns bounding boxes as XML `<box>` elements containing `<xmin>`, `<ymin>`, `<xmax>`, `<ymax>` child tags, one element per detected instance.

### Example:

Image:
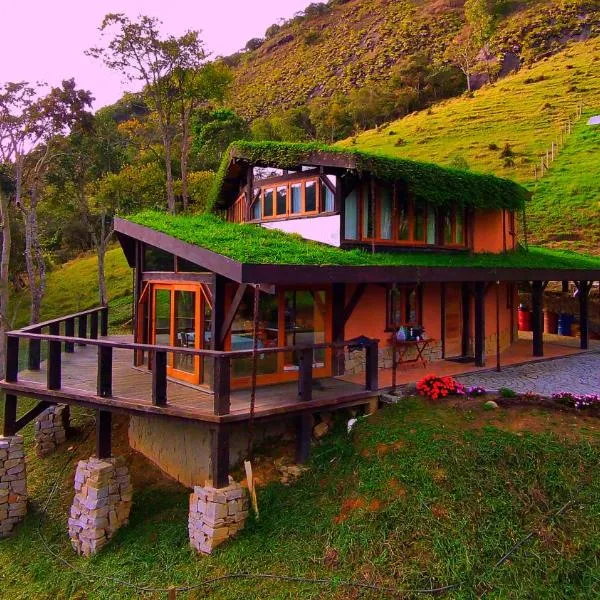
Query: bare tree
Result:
<box><xmin>87</xmin><ymin>14</ymin><xmax>208</xmax><ymax>214</ymax></box>
<box><xmin>444</xmin><ymin>26</ymin><xmax>480</xmax><ymax>92</ymax></box>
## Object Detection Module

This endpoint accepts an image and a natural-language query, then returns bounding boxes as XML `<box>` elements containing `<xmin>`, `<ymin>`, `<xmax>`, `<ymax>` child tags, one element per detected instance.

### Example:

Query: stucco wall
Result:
<box><xmin>261</xmin><ymin>214</ymin><xmax>341</xmax><ymax>247</ymax></box>
<box><xmin>473</xmin><ymin>209</ymin><xmax>516</xmax><ymax>253</ymax></box>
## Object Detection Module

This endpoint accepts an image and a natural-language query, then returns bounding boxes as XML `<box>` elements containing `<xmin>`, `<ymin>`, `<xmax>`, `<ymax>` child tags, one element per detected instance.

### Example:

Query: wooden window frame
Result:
<box><xmin>386</xmin><ymin>284</ymin><xmax>422</xmax><ymax>331</ymax></box>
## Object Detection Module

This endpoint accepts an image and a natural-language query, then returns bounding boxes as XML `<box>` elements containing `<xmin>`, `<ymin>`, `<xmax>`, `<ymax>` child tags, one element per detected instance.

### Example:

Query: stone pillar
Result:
<box><xmin>0</xmin><ymin>436</ymin><xmax>27</xmax><ymax>537</ymax></box>
<box><xmin>68</xmin><ymin>456</ymin><xmax>132</xmax><ymax>556</ymax></box>
<box><xmin>189</xmin><ymin>478</ymin><xmax>248</xmax><ymax>554</ymax></box>
<box><xmin>34</xmin><ymin>405</ymin><xmax>69</xmax><ymax>457</ymax></box>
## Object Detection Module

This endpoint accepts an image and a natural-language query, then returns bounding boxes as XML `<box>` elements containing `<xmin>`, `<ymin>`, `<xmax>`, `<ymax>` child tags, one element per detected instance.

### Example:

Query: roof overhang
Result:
<box><xmin>114</xmin><ymin>217</ymin><xmax>600</xmax><ymax>285</ymax></box>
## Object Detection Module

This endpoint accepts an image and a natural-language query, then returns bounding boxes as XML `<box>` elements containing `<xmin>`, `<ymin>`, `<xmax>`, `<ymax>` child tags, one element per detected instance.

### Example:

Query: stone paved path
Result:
<box><xmin>456</xmin><ymin>352</ymin><xmax>600</xmax><ymax>396</ymax></box>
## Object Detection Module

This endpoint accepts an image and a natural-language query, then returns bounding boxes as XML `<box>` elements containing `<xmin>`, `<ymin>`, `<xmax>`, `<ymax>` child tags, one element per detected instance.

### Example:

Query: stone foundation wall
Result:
<box><xmin>189</xmin><ymin>479</ymin><xmax>248</xmax><ymax>554</ymax></box>
<box><xmin>34</xmin><ymin>405</ymin><xmax>69</xmax><ymax>457</ymax></box>
<box><xmin>0</xmin><ymin>436</ymin><xmax>27</xmax><ymax>537</ymax></box>
<box><xmin>69</xmin><ymin>456</ymin><xmax>132</xmax><ymax>556</ymax></box>
<box><xmin>484</xmin><ymin>329</ymin><xmax>513</xmax><ymax>358</ymax></box>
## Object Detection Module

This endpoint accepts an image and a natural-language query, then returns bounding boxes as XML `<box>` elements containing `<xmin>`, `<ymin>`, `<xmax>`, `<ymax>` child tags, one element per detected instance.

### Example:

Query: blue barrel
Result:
<box><xmin>558</xmin><ymin>313</ymin><xmax>573</xmax><ymax>336</ymax></box>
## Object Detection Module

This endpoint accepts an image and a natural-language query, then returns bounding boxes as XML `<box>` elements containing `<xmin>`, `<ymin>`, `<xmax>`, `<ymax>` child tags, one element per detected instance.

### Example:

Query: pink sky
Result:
<box><xmin>1</xmin><ymin>0</ymin><xmax>310</xmax><ymax>110</ymax></box>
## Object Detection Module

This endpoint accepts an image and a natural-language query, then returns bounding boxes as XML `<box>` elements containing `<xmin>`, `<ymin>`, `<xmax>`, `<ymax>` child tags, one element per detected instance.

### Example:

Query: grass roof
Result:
<box><xmin>127</xmin><ymin>211</ymin><xmax>600</xmax><ymax>272</ymax></box>
<box><xmin>207</xmin><ymin>140</ymin><xmax>530</xmax><ymax>213</ymax></box>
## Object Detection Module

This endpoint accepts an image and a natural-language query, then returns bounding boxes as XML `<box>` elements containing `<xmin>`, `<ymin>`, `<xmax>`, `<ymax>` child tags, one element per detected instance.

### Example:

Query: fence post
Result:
<box><xmin>152</xmin><ymin>351</ymin><xmax>167</xmax><ymax>406</ymax></box>
<box><xmin>213</xmin><ymin>355</ymin><xmax>230</xmax><ymax>415</ymax></box>
<box><xmin>298</xmin><ymin>348</ymin><xmax>313</xmax><ymax>402</ymax></box>
<box><xmin>28</xmin><ymin>328</ymin><xmax>41</xmax><ymax>371</ymax></box>
<box><xmin>64</xmin><ymin>317</ymin><xmax>75</xmax><ymax>353</ymax></box>
<box><xmin>47</xmin><ymin>322</ymin><xmax>62</xmax><ymax>390</ymax></box>
<box><xmin>97</xmin><ymin>345</ymin><xmax>113</xmax><ymax>398</ymax></box>
<box><xmin>6</xmin><ymin>336</ymin><xmax>19</xmax><ymax>383</ymax></box>
<box><xmin>90</xmin><ymin>311</ymin><xmax>99</xmax><ymax>340</ymax></box>
<box><xmin>365</xmin><ymin>339</ymin><xmax>379</xmax><ymax>391</ymax></box>
<box><xmin>78</xmin><ymin>314</ymin><xmax>87</xmax><ymax>347</ymax></box>
<box><xmin>100</xmin><ymin>306</ymin><xmax>109</xmax><ymax>337</ymax></box>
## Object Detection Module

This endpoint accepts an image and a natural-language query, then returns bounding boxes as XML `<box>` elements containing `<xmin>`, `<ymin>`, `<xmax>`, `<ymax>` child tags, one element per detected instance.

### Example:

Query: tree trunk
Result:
<box><xmin>163</xmin><ymin>134</ymin><xmax>176</xmax><ymax>214</ymax></box>
<box><xmin>0</xmin><ymin>189</ymin><xmax>12</xmax><ymax>381</ymax></box>
<box><xmin>97</xmin><ymin>212</ymin><xmax>113</xmax><ymax>307</ymax></box>
<box><xmin>22</xmin><ymin>189</ymin><xmax>46</xmax><ymax>325</ymax></box>
<box><xmin>180</xmin><ymin>105</ymin><xmax>190</xmax><ymax>211</ymax></box>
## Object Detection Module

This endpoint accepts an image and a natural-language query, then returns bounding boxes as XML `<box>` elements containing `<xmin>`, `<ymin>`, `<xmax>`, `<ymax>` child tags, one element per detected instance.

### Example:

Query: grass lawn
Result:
<box><xmin>1</xmin><ymin>398</ymin><xmax>599</xmax><ymax>599</ymax></box>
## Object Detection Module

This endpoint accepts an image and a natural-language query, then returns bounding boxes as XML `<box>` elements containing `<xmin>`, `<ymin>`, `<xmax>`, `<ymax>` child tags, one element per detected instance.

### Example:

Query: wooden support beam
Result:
<box><xmin>213</xmin><ymin>356</ymin><xmax>231</xmax><ymax>416</ymax></box>
<box><xmin>295</xmin><ymin>413</ymin><xmax>312</xmax><ymax>464</ymax></box>
<box><xmin>562</xmin><ymin>281</ymin><xmax>569</xmax><ymax>293</ymax></box>
<box><xmin>531</xmin><ymin>280</ymin><xmax>544</xmax><ymax>357</ymax></box>
<box><xmin>100</xmin><ymin>306</ymin><xmax>109</xmax><ymax>337</ymax></box>
<box><xmin>13</xmin><ymin>401</ymin><xmax>52</xmax><ymax>433</ymax></box>
<box><xmin>219</xmin><ymin>284</ymin><xmax>248</xmax><ymax>347</ymax></box>
<box><xmin>332</xmin><ymin>283</ymin><xmax>346</xmax><ymax>376</ymax></box>
<box><xmin>577</xmin><ymin>280</ymin><xmax>591</xmax><ymax>350</ymax></box>
<box><xmin>78</xmin><ymin>314</ymin><xmax>87</xmax><ymax>347</ymax></box>
<box><xmin>440</xmin><ymin>283</ymin><xmax>446</xmax><ymax>359</ymax></box>
<box><xmin>297</xmin><ymin>349</ymin><xmax>313</xmax><ymax>402</ymax></box>
<box><xmin>210</xmin><ymin>426</ymin><xmax>230</xmax><ymax>488</ymax></box>
<box><xmin>97</xmin><ymin>346</ymin><xmax>113</xmax><ymax>398</ymax></box>
<box><xmin>461</xmin><ymin>283</ymin><xmax>471</xmax><ymax>358</ymax></box>
<box><xmin>90</xmin><ymin>311</ymin><xmax>99</xmax><ymax>340</ymax></box>
<box><xmin>474</xmin><ymin>282</ymin><xmax>486</xmax><ymax>367</ymax></box>
<box><xmin>495</xmin><ymin>282</ymin><xmax>501</xmax><ymax>372</ymax></box>
<box><xmin>64</xmin><ymin>318</ymin><xmax>75</xmax><ymax>353</ymax></box>
<box><xmin>95</xmin><ymin>410</ymin><xmax>112</xmax><ymax>459</ymax></box>
<box><xmin>28</xmin><ymin>329</ymin><xmax>41</xmax><ymax>371</ymax></box>
<box><xmin>211</xmin><ymin>274</ymin><xmax>227</xmax><ymax>351</ymax></box>
<box><xmin>343</xmin><ymin>283</ymin><xmax>367</xmax><ymax>325</ymax></box>
<box><xmin>3</xmin><ymin>394</ymin><xmax>17</xmax><ymax>437</ymax></box>
<box><xmin>152</xmin><ymin>351</ymin><xmax>167</xmax><ymax>406</ymax></box>
<box><xmin>365</xmin><ymin>339</ymin><xmax>379</xmax><ymax>391</ymax></box>
<box><xmin>6</xmin><ymin>336</ymin><xmax>19</xmax><ymax>383</ymax></box>
<box><xmin>47</xmin><ymin>323</ymin><xmax>62</xmax><ymax>390</ymax></box>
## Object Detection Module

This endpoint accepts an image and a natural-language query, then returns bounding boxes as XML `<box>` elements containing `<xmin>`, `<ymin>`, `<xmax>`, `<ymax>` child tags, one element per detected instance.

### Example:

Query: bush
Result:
<box><xmin>303</xmin><ymin>31</ymin><xmax>321</xmax><ymax>46</ymax></box>
<box><xmin>488</xmin><ymin>143</ymin><xmax>499</xmax><ymax>151</ymax></box>
<box><xmin>449</xmin><ymin>155</ymin><xmax>470</xmax><ymax>170</ymax></box>
<box><xmin>416</xmin><ymin>375</ymin><xmax>462</xmax><ymax>400</ymax></box>
<box><xmin>499</xmin><ymin>387</ymin><xmax>517</xmax><ymax>398</ymax></box>
<box><xmin>499</xmin><ymin>143</ymin><xmax>514</xmax><ymax>158</ymax></box>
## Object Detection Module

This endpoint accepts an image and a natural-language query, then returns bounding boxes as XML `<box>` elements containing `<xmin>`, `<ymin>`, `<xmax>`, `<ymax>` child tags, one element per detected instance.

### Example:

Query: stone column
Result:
<box><xmin>189</xmin><ymin>478</ymin><xmax>249</xmax><ymax>554</ymax></box>
<box><xmin>34</xmin><ymin>405</ymin><xmax>69</xmax><ymax>457</ymax></box>
<box><xmin>68</xmin><ymin>456</ymin><xmax>132</xmax><ymax>556</ymax></box>
<box><xmin>0</xmin><ymin>436</ymin><xmax>27</xmax><ymax>537</ymax></box>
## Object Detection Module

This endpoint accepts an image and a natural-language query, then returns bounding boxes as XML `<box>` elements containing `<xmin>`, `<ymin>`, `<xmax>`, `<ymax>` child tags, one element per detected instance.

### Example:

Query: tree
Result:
<box><xmin>444</xmin><ymin>26</ymin><xmax>481</xmax><ymax>92</ymax></box>
<box><xmin>308</xmin><ymin>94</ymin><xmax>353</xmax><ymax>143</ymax></box>
<box><xmin>87</xmin><ymin>14</ymin><xmax>208</xmax><ymax>214</ymax></box>
<box><xmin>465</xmin><ymin>0</ymin><xmax>497</xmax><ymax>82</ymax></box>
<box><xmin>0</xmin><ymin>165</ymin><xmax>14</xmax><ymax>380</ymax></box>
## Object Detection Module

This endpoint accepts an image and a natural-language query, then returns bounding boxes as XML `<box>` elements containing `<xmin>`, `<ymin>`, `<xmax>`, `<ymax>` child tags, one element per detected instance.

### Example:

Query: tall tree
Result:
<box><xmin>444</xmin><ymin>26</ymin><xmax>480</xmax><ymax>92</ymax></box>
<box><xmin>87</xmin><ymin>14</ymin><xmax>208</xmax><ymax>214</ymax></box>
<box><xmin>0</xmin><ymin>165</ymin><xmax>14</xmax><ymax>380</ymax></box>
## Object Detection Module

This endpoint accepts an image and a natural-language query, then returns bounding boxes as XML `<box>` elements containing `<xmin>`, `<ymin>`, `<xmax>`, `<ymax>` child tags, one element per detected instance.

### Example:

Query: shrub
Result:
<box><xmin>499</xmin><ymin>387</ymin><xmax>517</xmax><ymax>398</ymax></box>
<box><xmin>466</xmin><ymin>386</ymin><xmax>486</xmax><ymax>397</ymax></box>
<box><xmin>552</xmin><ymin>392</ymin><xmax>600</xmax><ymax>409</ymax></box>
<box><xmin>449</xmin><ymin>155</ymin><xmax>470</xmax><ymax>170</ymax></box>
<box><xmin>503</xmin><ymin>157</ymin><xmax>515</xmax><ymax>168</ymax></box>
<box><xmin>488</xmin><ymin>143</ymin><xmax>499</xmax><ymax>151</ymax></box>
<box><xmin>499</xmin><ymin>143</ymin><xmax>514</xmax><ymax>158</ymax></box>
<box><xmin>416</xmin><ymin>375</ymin><xmax>462</xmax><ymax>400</ymax></box>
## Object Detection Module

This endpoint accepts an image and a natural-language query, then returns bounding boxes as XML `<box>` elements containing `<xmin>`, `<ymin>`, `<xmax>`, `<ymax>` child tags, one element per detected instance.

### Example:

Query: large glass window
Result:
<box><xmin>263</xmin><ymin>188</ymin><xmax>274</xmax><ymax>217</ymax></box>
<box><xmin>397</xmin><ymin>196</ymin><xmax>410</xmax><ymax>241</ymax></box>
<box><xmin>276</xmin><ymin>186</ymin><xmax>287</xmax><ymax>215</ymax></box>
<box><xmin>144</xmin><ymin>245</ymin><xmax>174</xmax><ymax>271</ymax></box>
<box><xmin>305</xmin><ymin>181</ymin><xmax>317</xmax><ymax>212</ymax></box>
<box><xmin>380</xmin><ymin>186</ymin><xmax>393</xmax><ymax>240</ymax></box>
<box><xmin>387</xmin><ymin>285</ymin><xmax>421</xmax><ymax>329</ymax></box>
<box><xmin>427</xmin><ymin>207</ymin><xmax>437</xmax><ymax>245</ymax></box>
<box><xmin>173</xmin><ymin>290</ymin><xmax>196</xmax><ymax>374</ymax></box>
<box><xmin>455</xmin><ymin>209</ymin><xmax>465</xmax><ymax>245</ymax></box>
<box><xmin>414</xmin><ymin>204</ymin><xmax>426</xmax><ymax>242</ymax></box>
<box><xmin>344</xmin><ymin>189</ymin><xmax>359</xmax><ymax>240</ymax></box>
<box><xmin>291</xmin><ymin>183</ymin><xmax>302</xmax><ymax>214</ymax></box>
<box><xmin>322</xmin><ymin>178</ymin><xmax>335</xmax><ymax>212</ymax></box>
<box><xmin>154</xmin><ymin>289</ymin><xmax>171</xmax><ymax>346</ymax></box>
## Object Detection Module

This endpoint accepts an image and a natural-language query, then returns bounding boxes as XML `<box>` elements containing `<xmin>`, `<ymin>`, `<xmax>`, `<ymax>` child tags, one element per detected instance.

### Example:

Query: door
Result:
<box><xmin>445</xmin><ymin>285</ymin><xmax>463</xmax><ymax>358</ymax></box>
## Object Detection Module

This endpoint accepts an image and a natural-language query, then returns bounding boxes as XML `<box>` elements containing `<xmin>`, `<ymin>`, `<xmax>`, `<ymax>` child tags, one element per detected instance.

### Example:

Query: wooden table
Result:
<box><xmin>390</xmin><ymin>338</ymin><xmax>436</xmax><ymax>390</ymax></box>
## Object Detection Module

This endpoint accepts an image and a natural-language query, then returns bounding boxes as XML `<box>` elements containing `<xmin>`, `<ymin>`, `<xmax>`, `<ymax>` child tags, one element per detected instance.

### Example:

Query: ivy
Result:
<box><xmin>206</xmin><ymin>140</ymin><xmax>529</xmax><ymax>212</ymax></box>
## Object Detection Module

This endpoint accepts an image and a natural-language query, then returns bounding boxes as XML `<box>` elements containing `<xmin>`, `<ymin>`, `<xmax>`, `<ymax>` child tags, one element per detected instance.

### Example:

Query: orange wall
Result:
<box><xmin>473</xmin><ymin>209</ymin><xmax>516</xmax><ymax>253</ymax></box>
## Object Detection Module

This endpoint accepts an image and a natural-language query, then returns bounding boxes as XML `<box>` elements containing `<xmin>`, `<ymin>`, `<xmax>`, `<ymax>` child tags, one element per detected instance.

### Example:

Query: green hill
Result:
<box><xmin>229</xmin><ymin>0</ymin><xmax>600</xmax><ymax>119</ymax></box>
<box><xmin>342</xmin><ymin>38</ymin><xmax>600</xmax><ymax>253</ymax></box>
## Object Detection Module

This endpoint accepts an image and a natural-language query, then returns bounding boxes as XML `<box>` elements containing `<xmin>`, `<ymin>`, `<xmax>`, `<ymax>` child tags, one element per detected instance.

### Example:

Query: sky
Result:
<box><xmin>1</xmin><ymin>0</ymin><xmax>310</xmax><ymax>110</ymax></box>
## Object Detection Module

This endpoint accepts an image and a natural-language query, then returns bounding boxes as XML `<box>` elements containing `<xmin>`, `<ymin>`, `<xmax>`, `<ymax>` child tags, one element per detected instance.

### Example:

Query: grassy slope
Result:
<box><xmin>230</xmin><ymin>0</ymin><xmax>600</xmax><ymax>119</ymax></box>
<box><xmin>344</xmin><ymin>38</ymin><xmax>600</xmax><ymax>252</ymax></box>
<box><xmin>11</xmin><ymin>247</ymin><xmax>131</xmax><ymax>330</ymax></box>
<box><xmin>1</xmin><ymin>398</ymin><xmax>599</xmax><ymax>599</ymax></box>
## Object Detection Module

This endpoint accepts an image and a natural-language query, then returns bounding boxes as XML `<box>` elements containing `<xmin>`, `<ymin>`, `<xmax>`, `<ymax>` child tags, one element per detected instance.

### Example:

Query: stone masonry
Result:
<box><xmin>189</xmin><ymin>478</ymin><xmax>249</xmax><ymax>554</ymax></box>
<box><xmin>34</xmin><ymin>404</ymin><xmax>69</xmax><ymax>457</ymax></box>
<box><xmin>68</xmin><ymin>456</ymin><xmax>132</xmax><ymax>556</ymax></box>
<box><xmin>0</xmin><ymin>436</ymin><xmax>27</xmax><ymax>537</ymax></box>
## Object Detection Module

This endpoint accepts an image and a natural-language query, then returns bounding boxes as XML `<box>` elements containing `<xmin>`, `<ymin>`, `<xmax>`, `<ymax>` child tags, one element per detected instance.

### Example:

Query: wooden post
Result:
<box><xmin>47</xmin><ymin>322</ymin><xmax>61</xmax><ymax>390</ymax></box>
<box><xmin>28</xmin><ymin>328</ymin><xmax>41</xmax><ymax>371</ymax></box>
<box><xmin>534</xmin><ymin>165</ymin><xmax>537</xmax><ymax>181</ymax></box>
<box><xmin>152</xmin><ymin>350</ymin><xmax>167</xmax><ymax>406</ymax></box>
<box><xmin>440</xmin><ymin>283</ymin><xmax>446</xmax><ymax>359</ymax></box>
<box><xmin>64</xmin><ymin>318</ymin><xmax>75</xmax><ymax>353</ymax></box>
<box><xmin>546</xmin><ymin>150</ymin><xmax>550</xmax><ymax>168</ymax></box>
<box><xmin>97</xmin><ymin>345</ymin><xmax>113</xmax><ymax>398</ymax></box>
<box><xmin>461</xmin><ymin>283</ymin><xmax>471</xmax><ymax>358</ymax></box>
<box><xmin>90</xmin><ymin>311</ymin><xmax>99</xmax><ymax>340</ymax></box>
<box><xmin>331</xmin><ymin>283</ymin><xmax>345</xmax><ymax>376</ymax></box>
<box><xmin>295</xmin><ymin>413</ymin><xmax>312</xmax><ymax>464</ymax></box>
<box><xmin>577</xmin><ymin>281</ymin><xmax>590</xmax><ymax>350</ymax></box>
<box><xmin>495</xmin><ymin>282</ymin><xmax>501</xmax><ymax>372</ymax></box>
<box><xmin>95</xmin><ymin>410</ymin><xmax>112</xmax><ymax>459</ymax></box>
<box><xmin>78</xmin><ymin>314</ymin><xmax>87</xmax><ymax>347</ymax></box>
<box><xmin>562</xmin><ymin>280</ymin><xmax>569</xmax><ymax>293</ymax></box>
<box><xmin>531</xmin><ymin>280</ymin><xmax>544</xmax><ymax>357</ymax></box>
<box><xmin>210</xmin><ymin>426</ymin><xmax>230</xmax><ymax>488</ymax></box>
<box><xmin>6</xmin><ymin>336</ymin><xmax>19</xmax><ymax>383</ymax></box>
<box><xmin>551</xmin><ymin>142</ymin><xmax>555</xmax><ymax>161</ymax></box>
<box><xmin>474</xmin><ymin>282</ymin><xmax>486</xmax><ymax>367</ymax></box>
<box><xmin>100</xmin><ymin>306</ymin><xmax>109</xmax><ymax>337</ymax></box>
<box><xmin>213</xmin><ymin>355</ymin><xmax>230</xmax><ymax>415</ymax></box>
<box><xmin>365</xmin><ymin>339</ymin><xmax>379</xmax><ymax>391</ymax></box>
<box><xmin>210</xmin><ymin>275</ymin><xmax>226</xmax><ymax>352</ymax></box>
<box><xmin>3</xmin><ymin>394</ymin><xmax>17</xmax><ymax>437</ymax></box>
<box><xmin>298</xmin><ymin>348</ymin><xmax>313</xmax><ymax>402</ymax></box>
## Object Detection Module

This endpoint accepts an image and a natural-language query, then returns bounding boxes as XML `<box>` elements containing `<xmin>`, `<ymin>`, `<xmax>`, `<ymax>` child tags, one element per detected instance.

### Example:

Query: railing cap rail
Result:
<box><xmin>18</xmin><ymin>306</ymin><xmax>107</xmax><ymax>333</ymax></box>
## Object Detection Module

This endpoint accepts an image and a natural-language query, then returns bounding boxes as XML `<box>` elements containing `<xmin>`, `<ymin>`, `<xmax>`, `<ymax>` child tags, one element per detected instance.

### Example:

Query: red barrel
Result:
<box><xmin>544</xmin><ymin>311</ymin><xmax>558</xmax><ymax>334</ymax></box>
<box><xmin>518</xmin><ymin>309</ymin><xmax>532</xmax><ymax>331</ymax></box>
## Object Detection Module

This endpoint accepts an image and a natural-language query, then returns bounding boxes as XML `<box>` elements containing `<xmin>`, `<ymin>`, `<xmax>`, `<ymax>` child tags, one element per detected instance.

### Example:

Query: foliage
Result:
<box><xmin>499</xmin><ymin>387</ymin><xmax>517</xmax><ymax>398</ymax></box>
<box><xmin>125</xmin><ymin>210</ymin><xmax>600</xmax><ymax>271</ymax></box>
<box><xmin>173</xmin><ymin>170</ymin><xmax>214</xmax><ymax>211</ymax></box>
<box><xmin>207</xmin><ymin>140</ymin><xmax>529</xmax><ymax>212</ymax></box>
<box><xmin>552</xmin><ymin>392</ymin><xmax>600</xmax><ymax>409</ymax></box>
<box><xmin>416</xmin><ymin>375</ymin><xmax>462</xmax><ymax>400</ymax></box>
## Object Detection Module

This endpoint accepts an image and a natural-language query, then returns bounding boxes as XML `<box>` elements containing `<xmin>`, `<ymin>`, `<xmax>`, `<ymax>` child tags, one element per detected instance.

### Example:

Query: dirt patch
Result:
<box><xmin>430</xmin><ymin>503</ymin><xmax>449</xmax><ymax>519</ymax></box>
<box><xmin>388</xmin><ymin>477</ymin><xmax>407</xmax><ymax>498</ymax></box>
<box><xmin>334</xmin><ymin>497</ymin><xmax>367</xmax><ymax>524</ymax></box>
<box><xmin>362</xmin><ymin>440</ymin><xmax>406</xmax><ymax>457</ymax></box>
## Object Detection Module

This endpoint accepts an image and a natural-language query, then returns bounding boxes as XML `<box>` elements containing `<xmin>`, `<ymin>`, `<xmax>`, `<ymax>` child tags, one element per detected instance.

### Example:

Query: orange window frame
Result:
<box><xmin>256</xmin><ymin>177</ymin><xmax>321</xmax><ymax>221</ymax></box>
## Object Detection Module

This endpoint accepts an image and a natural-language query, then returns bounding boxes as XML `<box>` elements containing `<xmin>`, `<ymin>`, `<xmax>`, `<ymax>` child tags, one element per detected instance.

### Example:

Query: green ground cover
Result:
<box><xmin>1</xmin><ymin>398</ymin><xmax>599</xmax><ymax>599</ymax></box>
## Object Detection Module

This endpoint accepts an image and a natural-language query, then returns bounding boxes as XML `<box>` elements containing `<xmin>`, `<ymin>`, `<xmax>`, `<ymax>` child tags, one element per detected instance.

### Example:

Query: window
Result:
<box><xmin>387</xmin><ymin>285</ymin><xmax>421</xmax><ymax>330</ymax></box>
<box><xmin>144</xmin><ymin>245</ymin><xmax>174</xmax><ymax>271</ymax></box>
<box><xmin>427</xmin><ymin>207</ymin><xmax>437</xmax><ymax>245</ymax></box>
<box><xmin>251</xmin><ymin>198</ymin><xmax>262</xmax><ymax>220</ymax></box>
<box><xmin>344</xmin><ymin>189</ymin><xmax>359</xmax><ymax>240</ymax></box>
<box><xmin>440</xmin><ymin>206</ymin><xmax>466</xmax><ymax>246</ymax></box>
<box><xmin>397</xmin><ymin>195</ymin><xmax>410</xmax><ymax>241</ymax></box>
<box><xmin>321</xmin><ymin>178</ymin><xmax>335</xmax><ymax>212</ymax></box>
<box><xmin>305</xmin><ymin>181</ymin><xmax>317</xmax><ymax>212</ymax></box>
<box><xmin>414</xmin><ymin>204</ymin><xmax>426</xmax><ymax>242</ymax></box>
<box><xmin>263</xmin><ymin>188</ymin><xmax>274</xmax><ymax>217</ymax></box>
<box><xmin>380</xmin><ymin>185</ymin><xmax>393</xmax><ymax>240</ymax></box>
<box><xmin>276</xmin><ymin>186</ymin><xmax>287</xmax><ymax>215</ymax></box>
<box><xmin>291</xmin><ymin>183</ymin><xmax>302</xmax><ymax>214</ymax></box>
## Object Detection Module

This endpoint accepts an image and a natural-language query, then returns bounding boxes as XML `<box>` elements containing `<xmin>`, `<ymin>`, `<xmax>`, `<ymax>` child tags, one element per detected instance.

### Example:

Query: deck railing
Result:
<box><xmin>5</xmin><ymin>307</ymin><xmax>379</xmax><ymax>418</ymax></box>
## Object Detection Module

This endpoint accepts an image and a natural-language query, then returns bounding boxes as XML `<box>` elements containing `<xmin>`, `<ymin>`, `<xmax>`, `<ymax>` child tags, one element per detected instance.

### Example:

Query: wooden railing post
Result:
<box><xmin>213</xmin><ymin>355</ymin><xmax>230</xmax><ymax>416</ymax></box>
<box><xmin>6</xmin><ymin>335</ymin><xmax>19</xmax><ymax>383</ymax></box>
<box><xmin>365</xmin><ymin>339</ymin><xmax>379</xmax><ymax>391</ymax></box>
<box><xmin>298</xmin><ymin>348</ymin><xmax>313</xmax><ymax>402</ymax></box>
<box><xmin>152</xmin><ymin>350</ymin><xmax>167</xmax><ymax>406</ymax></box>
<box><xmin>97</xmin><ymin>345</ymin><xmax>113</xmax><ymax>398</ymax></box>
<box><xmin>3</xmin><ymin>395</ymin><xmax>17</xmax><ymax>437</ymax></box>
<box><xmin>96</xmin><ymin>410</ymin><xmax>112</xmax><ymax>459</ymax></box>
<box><xmin>47</xmin><ymin>323</ymin><xmax>61</xmax><ymax>390</ymax></box>
<box><xmin>100</xmin><ymin>306</ymin><xmax>109</xmax><ymax>337</ymax></box>
<box><xmin>28</xmin><ymin>328</ymin><xmax>41</xmax><ymax>371</ymax></box>
<box><xmin>64</xmin><ymin>317</ymin><xmax>75</xmax><ymax>353</ymax></box>
<box><xmin>78</xmin><ymin>314</ymin><xmax>87</xmax><ymax>347</ymax></box>
<box><xmin>90</xmin><ymin>311</ymin><xmax>99</xmax><ymax>340</ymax></box>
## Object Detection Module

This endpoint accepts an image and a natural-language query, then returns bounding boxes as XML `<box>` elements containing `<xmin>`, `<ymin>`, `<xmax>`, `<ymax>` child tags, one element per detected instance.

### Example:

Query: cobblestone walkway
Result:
<box><xmin>456</xmin><ymin>352</ymin><xmax>600</xmax><ymax>396</ymax></box>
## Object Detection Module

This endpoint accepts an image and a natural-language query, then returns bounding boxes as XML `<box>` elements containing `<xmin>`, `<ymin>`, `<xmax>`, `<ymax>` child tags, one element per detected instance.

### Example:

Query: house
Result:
<box><xmin>2</xmin><ymin>141</ymin><xmax>599</xmax><ymax>552</ymax></box>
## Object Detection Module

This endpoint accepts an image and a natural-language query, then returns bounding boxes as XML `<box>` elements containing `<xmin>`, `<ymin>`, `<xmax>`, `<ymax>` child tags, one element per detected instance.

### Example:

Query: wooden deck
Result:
<box><xmin>4</xmin><ymin>335</ymin><xmax>375</xmax><ymax>424</ymax></box>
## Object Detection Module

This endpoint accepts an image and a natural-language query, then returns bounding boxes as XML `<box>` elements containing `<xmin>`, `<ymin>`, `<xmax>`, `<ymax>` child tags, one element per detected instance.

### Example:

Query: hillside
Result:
<box><xmin>342</xmin><ymin>38</ymin><xmax>600</xmax><ymax>252</ymax></box>
<box><xmin>229</xmin><ymin>0</ymin><xmax>600</xmax><ymax>119</ymax></box>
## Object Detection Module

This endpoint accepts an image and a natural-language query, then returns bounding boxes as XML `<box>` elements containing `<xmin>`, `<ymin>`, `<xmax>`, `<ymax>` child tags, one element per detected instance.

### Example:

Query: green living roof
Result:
<box><xmin>127</xmin><ymin>211</ymin><xmax>600</xmax><ymax>272</ymax></box>
<box><xmin>207</xmin><ymin>140</ymin><xmax>530</xmax><ymax>213</ymax></box>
